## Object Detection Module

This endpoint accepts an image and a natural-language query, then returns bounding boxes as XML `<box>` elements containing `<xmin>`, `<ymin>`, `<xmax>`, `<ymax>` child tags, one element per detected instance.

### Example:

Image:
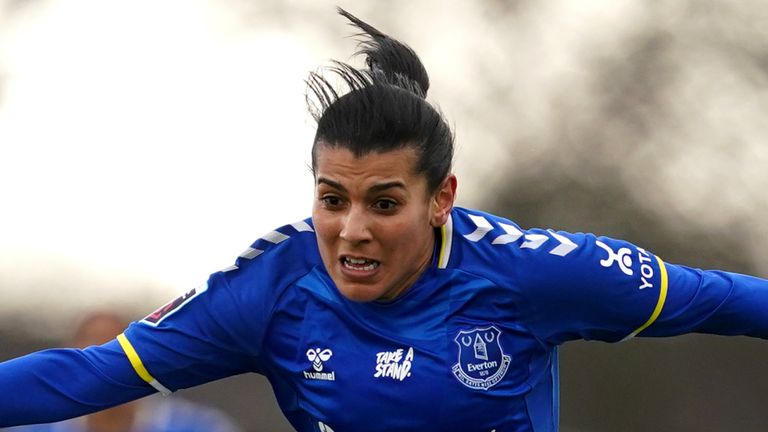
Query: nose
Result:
<box><xmin>339</xmin><ymin>205</ymin><xmax>372</xmax><ymax>244</ymax></box>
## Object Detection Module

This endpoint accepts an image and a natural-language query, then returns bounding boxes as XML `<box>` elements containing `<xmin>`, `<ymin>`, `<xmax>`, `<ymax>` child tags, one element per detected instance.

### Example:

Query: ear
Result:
<box><xmin>430</xmin><ymin>174</ymin><xmax>457</xmax><ymax>227</ymax></box>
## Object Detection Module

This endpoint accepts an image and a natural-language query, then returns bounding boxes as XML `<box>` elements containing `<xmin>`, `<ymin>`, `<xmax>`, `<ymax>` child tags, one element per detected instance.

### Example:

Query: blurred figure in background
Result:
<box><xmin>4</xmin><ymin>311</ymin><xmax>241</xmax><ymax>432</ymax></box>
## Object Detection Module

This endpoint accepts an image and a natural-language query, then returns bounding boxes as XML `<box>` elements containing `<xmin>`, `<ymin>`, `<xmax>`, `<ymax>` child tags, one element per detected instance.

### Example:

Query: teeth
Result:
<box><xmin>343</xmin><ymin>257</ymin><xmax>380</xmax><ymax>271</ymax></box>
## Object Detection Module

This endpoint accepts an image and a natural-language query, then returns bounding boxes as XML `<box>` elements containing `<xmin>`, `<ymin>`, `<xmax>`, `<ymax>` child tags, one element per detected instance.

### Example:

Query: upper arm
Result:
<box><xmin>121</xmin><ymin>270</ymin><xmax>269</xmax><ymax>393</ymax></box>
<box><xmin>120</xmin><ymin>221</ymin><xmax>318</xmax><ymax>392</ymax></box>
<box><xmin>511</xmin><ymin>230</ymin><xmax>668</xmax><ymax>345</ymax></box>
<box><xmin>513</xmin><ymin>229</ymin><xmax>768</xmax><ymax>345</ymax></box>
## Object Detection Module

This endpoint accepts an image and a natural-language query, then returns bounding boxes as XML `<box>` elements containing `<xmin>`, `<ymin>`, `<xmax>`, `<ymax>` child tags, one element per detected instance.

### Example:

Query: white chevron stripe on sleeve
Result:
<box><xmin>239</xmin><ymin>247</ymin><xmax>264</xmax><ymax>259</ymax></box>
<box><xmin>463</xmin><ymin>215</ymin><xmax>493</xmax><ymax>242</ymax></box>
<box><xmin>263</xmin><ymin>231</ymin><xmax>290</xmax><ymax>244</ymax></box>
<box><xmin>521</xmin><ymin>234</ymin><xmax>548</xmax><ymax>250</ymax></box>
<box><xmin>291</xmin><ymin>220</ymin><xmax>314</xmax><ymax>232</ymax></box>
<box><xmin>548</xmin><ymin>231</ymin><xmax>578</xmax><ymax>256</ymax></box>
<box><xmin>492</xmin><ymin>223</ymin><xmax>524</xmax><ymax>245</ymax></box>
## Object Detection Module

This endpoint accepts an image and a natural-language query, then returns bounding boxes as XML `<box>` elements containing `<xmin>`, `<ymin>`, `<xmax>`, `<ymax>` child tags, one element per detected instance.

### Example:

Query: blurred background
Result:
<box><xmin>2</xmin><ymin>0</ymin><xmax>768</xmax><ymax>430</ymax></box>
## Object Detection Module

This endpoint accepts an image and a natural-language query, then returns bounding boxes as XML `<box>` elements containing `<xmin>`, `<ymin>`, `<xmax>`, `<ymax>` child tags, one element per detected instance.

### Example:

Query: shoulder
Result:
<box><xmin>136</xmin><ymin>218</ymin><xmax>321</xmax><ymax>331</ymax></box>
<box><xmin>216</xmin><ymin>217</ymin><xmax>322</xmax><ymax>293</ymax></box>
<box><xmin>443</xmin><ymin>207</ymin><xmax>590</xmax><ymax>278</ymax></box>
<box><xmin>444</xmin><ymin>206</ymin><xmax>661</xmax><ymax>294</ymax></box>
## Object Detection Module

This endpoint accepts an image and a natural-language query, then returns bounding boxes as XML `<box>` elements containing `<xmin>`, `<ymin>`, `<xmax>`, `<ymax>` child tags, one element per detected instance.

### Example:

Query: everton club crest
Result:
<box><xmin>451</xmin><ymin>325</ymin><xmax>511</xmax><ymax>391</ymax></box>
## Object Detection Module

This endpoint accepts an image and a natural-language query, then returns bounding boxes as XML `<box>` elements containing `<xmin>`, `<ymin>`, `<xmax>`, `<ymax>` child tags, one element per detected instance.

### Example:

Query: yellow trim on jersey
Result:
<box><xmin>437</xmin><ymin>214</ymin><xmax>453</xmax><ymax>269</ymax></box>
<box><xmin>438</xmin><ymin>225</ymin><xmax>447</xmax><ymax>265</ymax></box>
<box><xmin>623</xmin><ymin>256</ymin><xmax>669</xmax><ymax>340</ymax></box>
<box><xmin>116</xmin><ymin>333</ymin><xmax>172</xmax><ymax>395</ymax></box>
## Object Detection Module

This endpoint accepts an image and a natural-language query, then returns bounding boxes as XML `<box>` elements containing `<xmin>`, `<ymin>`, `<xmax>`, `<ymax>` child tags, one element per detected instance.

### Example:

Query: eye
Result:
<box><xmin>320</xmin><ymin>195</ymin><xmax>343</xmax><ymax>209</ymax></box>
<box><xmin>372</xmin><ymin>199</ymin><xmax>397</xmax><ymax>212</ymax></box>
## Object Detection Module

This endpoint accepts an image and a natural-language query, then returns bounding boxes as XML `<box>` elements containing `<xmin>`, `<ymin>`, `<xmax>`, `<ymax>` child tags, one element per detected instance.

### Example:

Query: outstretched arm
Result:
<box><xmin>512</xmin><ymin>228</ymin><xmax>768</xmax><ymax>344</ymax></box>
<box><xmin>0</xmin><ymin>220</ymin><xmax>315</xmax><ymax>426</ymax></box>
<box><xmin>0</xmin><ymin>339</ymin><xmax>154</xmax><ymax>427</ymax></box>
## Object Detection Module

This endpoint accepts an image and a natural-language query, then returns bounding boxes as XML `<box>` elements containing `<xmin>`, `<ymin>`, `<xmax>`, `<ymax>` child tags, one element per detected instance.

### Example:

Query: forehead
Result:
<box><xmin>313</xmin><ymin>145</ymin><xmax>421</xmax><ymax>181</ymax></box>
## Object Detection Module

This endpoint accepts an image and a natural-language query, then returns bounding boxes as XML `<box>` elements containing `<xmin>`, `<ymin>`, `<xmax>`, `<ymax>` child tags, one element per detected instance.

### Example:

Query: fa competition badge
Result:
<box><xmin>451</xmin><ymin>326</ymin><xmax>511</xmax><ymax>390</ymax></box>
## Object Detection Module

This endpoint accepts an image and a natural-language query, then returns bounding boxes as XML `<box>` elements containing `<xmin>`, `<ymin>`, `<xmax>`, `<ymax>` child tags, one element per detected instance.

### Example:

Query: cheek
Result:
<box><xmin>383</xmin><ymin>218</ymin><xmax>429</xmax><ymax>251</ymax></box>
<box><xmin>311</xmin><ymin>211</ymin><xmax>338</xmax><ymax>250</ymax></box>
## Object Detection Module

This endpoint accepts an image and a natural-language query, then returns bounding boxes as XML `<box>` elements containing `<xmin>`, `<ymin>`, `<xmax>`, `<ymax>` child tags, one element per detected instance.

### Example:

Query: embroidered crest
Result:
<box><xmin>451</xmin><ymin>325</ymin><xmax>511</xmax><ymax>391</ymax></box>
<box><xmin>141</xmin><ymin>282</ymin><xmax>208</xmax><ymax>327</ymax></box>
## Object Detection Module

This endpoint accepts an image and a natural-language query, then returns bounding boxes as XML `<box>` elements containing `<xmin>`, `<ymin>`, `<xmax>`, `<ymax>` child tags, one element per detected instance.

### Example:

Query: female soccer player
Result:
<box><xmin>3</xmin><ymin>8</ymin><xmax>768</xmax><ymax>432</ymax></box>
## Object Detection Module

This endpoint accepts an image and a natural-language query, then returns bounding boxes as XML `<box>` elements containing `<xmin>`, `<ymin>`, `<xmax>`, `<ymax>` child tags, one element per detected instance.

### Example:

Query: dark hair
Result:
<box><xmin>307</xmin><ymin>8</ymin><xmax>454</xmax><ymax>193</ymax></box>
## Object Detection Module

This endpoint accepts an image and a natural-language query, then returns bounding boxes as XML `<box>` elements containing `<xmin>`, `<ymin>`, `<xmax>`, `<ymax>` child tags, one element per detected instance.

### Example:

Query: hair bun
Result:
<box><xmin>337</xmin><ymin>7</ymin><xmax>430</xmax><ymax>97</ymax></box>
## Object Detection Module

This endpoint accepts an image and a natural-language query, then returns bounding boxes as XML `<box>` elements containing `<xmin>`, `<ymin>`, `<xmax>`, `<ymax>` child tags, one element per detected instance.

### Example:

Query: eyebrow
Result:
<box><xmin>316</xmin><ymin>177</ymin><xmax>406</xmax><ymax>194</ymax></box>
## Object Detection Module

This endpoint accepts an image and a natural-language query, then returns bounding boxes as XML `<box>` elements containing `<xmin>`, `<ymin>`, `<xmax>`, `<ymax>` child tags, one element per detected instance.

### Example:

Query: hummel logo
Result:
<box><xmin>303</xmin><ymin>348</ymin><xmax>336</xmax><ymax>381</ymax></box>
<box><xmin>307</xmin><ymin>348</ymin><xmax>332</xmax><ymax>371</ymax></box>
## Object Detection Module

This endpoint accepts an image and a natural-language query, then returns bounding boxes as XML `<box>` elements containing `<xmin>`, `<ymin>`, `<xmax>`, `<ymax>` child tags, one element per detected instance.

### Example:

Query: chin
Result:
<box><xmin>336</xmin><ymin>283</ymin><xmax>387</xmax><ymax>303</ymax></box>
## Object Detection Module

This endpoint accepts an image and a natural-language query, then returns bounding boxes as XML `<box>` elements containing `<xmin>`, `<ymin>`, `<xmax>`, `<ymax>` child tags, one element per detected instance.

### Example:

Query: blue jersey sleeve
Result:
<box><xmin>512</xmin><ymin>229</ymin><xmax>768</xmax><ymax>345</ymax></box>
<box><xmin>0</xmin><ymin>276</ymin><xmax>258</xmax><ymax>427</ymax></box>
<box><xmin>450</xmin><ymin>208</ymin><xmax>768</xmax><ymax>346</ymax></box>
<box><xmin>0</xmin><ymin>220</ymin><xmax>318</xmax><ymax>426</ymax></box>
<box><xmin>120</xmin><ymin>272</ymin><xmax>262</xmax><ymax>393</ymax></box>
<box><xmin>0</xmin><ymin>340</ymin><xmax>153</xmax><ymax>427</ymax></box>
<box><xmin>120</xmin><ymin>221</ymin><xmax>317</xmax><ymax>393</ymax></box>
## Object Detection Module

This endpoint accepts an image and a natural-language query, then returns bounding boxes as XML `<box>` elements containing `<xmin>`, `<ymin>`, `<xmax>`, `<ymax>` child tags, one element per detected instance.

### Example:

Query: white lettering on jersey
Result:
<box><xmin>596</xmin><ymin>240</ymin><xmax>633</xmax><ymax>276</ymax></box>
<box><xmin>452</xmin><ymin>326</ymin><xmax>511</xmax><ymax>391</ymax></box>
<box><xmin>637</xmin><ymin>248</ymin><xmax>655</xmax><ymax>290</ymax></box>
<box><xmin>374</xmin><ymin>347</ymin><xmax>414</xmax><ymax>381</ymax></box>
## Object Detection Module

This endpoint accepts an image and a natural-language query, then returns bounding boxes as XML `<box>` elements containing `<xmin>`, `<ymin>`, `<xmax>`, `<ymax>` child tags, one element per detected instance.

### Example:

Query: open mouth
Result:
<box><xmin>341</xmin><ymin>256</ymin><xmax>380</xmax><ymax>271</ymax></box>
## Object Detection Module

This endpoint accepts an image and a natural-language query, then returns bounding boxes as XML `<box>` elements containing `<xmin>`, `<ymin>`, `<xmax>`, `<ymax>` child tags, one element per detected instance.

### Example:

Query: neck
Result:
<box><xmin>377</xmin><ymin>230</ymin><xmax>436</xmax><ymax>302</ymax></box>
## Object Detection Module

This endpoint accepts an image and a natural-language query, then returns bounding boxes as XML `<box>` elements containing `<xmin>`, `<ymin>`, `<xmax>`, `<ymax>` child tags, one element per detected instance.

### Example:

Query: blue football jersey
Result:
<box><xmin>4</xmin><ymin>207</ymin><xmax>768</xmax><ymax>430</ymax></box>
<box><xmin>114</xmin><ymin>207</ymin><xmax>768</xmax><ymax>431</ymax></box>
